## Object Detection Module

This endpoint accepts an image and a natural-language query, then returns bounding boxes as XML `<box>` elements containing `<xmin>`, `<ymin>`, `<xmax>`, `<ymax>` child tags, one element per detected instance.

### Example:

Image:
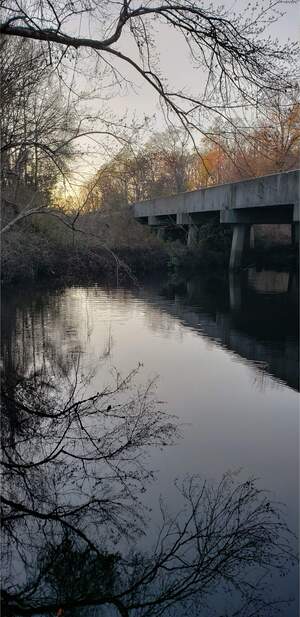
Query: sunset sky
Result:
<box><xmin>54</xmin><ymin>0</ymin><xmax>300</xmax><ymax>191</ymax></box>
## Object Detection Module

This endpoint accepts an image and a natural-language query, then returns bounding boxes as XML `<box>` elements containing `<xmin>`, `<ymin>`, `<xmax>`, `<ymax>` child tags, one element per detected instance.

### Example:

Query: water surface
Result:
<box><xmin>2</xmin><ymin>269</ymin><xmax>299</xmax><ymax>615</ymax></box>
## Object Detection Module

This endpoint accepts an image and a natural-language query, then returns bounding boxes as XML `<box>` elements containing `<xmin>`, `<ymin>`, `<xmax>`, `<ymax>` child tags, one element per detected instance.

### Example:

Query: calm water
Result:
<box><xmin>2</xmin><ymin>269</ymin><xmax>299</xmax><ymax>615</ymax></box>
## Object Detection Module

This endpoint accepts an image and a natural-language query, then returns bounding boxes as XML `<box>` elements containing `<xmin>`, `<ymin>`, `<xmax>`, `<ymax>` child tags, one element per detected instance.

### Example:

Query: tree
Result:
<box><xmin>0</xmin><ymin>37</ymin><xmax>76</xmax><ymax>194</ymax></box>
<box><xmin>85</xmin><ymin>93</ymin><xmax>300</xmax><ymax>214</ymax></box>
<box><xmin>141</xmin><ymin>130</ymin><xmax>193</xmax><ymax>197</ymax></box>
<box><xmin>247</xmin><ymin>94</ymin><xmax>300</xmax><ymax>176</ymax></box>
<box><xmin>1</xmin><ymin>1</ymin><xmax>298</xmax><ymax>145</ymax></box>
<box><xmin>184</xmin><ymin>91</ymin><xmax>300</xmax><ymax>188</ymax></box>
<box><xmin>0</xmin><ymin>34</ymin><xmax>140</xmax><ymax>231</ymax></box>
<box><xmin>84</xmin><ymin>129</ymin><xmax>194</xmax><ymax>214</ymax></box>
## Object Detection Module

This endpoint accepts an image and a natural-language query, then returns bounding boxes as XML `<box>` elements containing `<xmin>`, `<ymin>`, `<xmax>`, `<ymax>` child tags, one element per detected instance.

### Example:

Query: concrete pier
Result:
<box><xmin>292</xmin><ymin>222</ymin><xmax>299</xmax><ymax>247</ymax></box>
<box><xmin>187</xmin><ymin>224</ymin><xmax>198</xmax><ymax>247</ymax></box>
<box><xmin>156</xmin><ymin>227</ymin><xmax>166</xmax><ymax>241</ymax></box>
<box><xmin>229</xmin><ymin>225</ymin><xmax>251</xmax><ymax>270</ymax></box>
<box><xmin>229</xmin><ymin>272</ymin><xmax>244</xmax><ymax>311</ymax></box>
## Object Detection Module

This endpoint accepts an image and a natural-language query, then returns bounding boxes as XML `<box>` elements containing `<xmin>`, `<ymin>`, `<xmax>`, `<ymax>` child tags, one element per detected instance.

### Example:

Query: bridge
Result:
<box><xmin>133</xmin><ymin>170</ymin><xmax>300</xmax><ymax>268</ymax></box>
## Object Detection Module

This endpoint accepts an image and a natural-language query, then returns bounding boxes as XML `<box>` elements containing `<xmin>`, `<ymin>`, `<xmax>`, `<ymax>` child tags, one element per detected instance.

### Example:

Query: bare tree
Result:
<box><xmin>1</xmin><ymin>1</ymin><xmax>299</xmax><ymax>144</ymax></box>
<box><xmin>191</xmin><ymin>90</ymin><xmax>300</xmax><ymax>185</ymax></box>
<box><xmin>0</xmin><ymin>34</ymin><xmax>141</xmax><ymax>219</ymax></box>
<box><xmin>0</xmin><ymin>37</ymin><xmax>76</xmax><ymax>193</ymax></box>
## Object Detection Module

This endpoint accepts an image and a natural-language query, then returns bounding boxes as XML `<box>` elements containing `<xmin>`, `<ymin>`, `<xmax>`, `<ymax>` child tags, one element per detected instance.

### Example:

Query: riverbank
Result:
<box><xmin>1</xmin><ymin>229</ymin><xmax>168</xmax><ymax>285</ymax></box>
<box><xmin>1</xmin><ymin>215</ymin><xmax>298</xmax><ymax>286</ymax></box>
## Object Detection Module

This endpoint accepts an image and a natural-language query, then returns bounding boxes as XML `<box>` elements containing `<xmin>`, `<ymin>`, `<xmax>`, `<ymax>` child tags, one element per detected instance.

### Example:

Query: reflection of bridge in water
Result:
<box><xmin>139</xmin><ymin>270</ymin><xmax>299</xmax><ymax>392</ymax></box>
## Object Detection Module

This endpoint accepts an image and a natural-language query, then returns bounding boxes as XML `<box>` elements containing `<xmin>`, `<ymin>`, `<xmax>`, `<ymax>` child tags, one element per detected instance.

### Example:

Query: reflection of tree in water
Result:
<box><xmin>1</xmin><ymin>365</ymin><xmax>298</xmax><ymax>616</ymax></box>
<box><xmin>1</xmin><ymin>357</ymin><xmax>178</xmax><ymax>609</ymax></box>
<box><xmin>1</xmin><ymin>286</ymin><xmax>83</xmax><ymax>380</ymax></box>
<box><xmin>1</xmin><ymin>287</ymin><xmax>85</xmax><ymax>449</ymax></box>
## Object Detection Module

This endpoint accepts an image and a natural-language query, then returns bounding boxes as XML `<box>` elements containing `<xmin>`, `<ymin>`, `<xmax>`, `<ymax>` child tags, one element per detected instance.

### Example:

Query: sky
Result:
<box><xmin>107</xmin><ymin>0</ymin><xmax>300</xmax><ymax>120</ymax></box>
<box><xmin>54</xmin><ymin>0</ymin><xmax>300</xmax><ymax>191</ymax></box>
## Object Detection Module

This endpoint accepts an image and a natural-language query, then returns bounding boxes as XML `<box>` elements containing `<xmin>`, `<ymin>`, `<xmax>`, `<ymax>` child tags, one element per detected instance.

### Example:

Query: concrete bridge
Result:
<box><xmin>133</xmin><ymin>170</ymin><xmax>300</xmax><ymax>268</ymax></box>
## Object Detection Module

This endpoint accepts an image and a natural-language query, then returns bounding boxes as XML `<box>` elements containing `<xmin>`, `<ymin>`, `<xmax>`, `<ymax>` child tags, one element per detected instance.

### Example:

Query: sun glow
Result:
<box><xmin>52</xmin><ymin>170</ymin><xmax>95</xmax><ymax>212</ymax></box>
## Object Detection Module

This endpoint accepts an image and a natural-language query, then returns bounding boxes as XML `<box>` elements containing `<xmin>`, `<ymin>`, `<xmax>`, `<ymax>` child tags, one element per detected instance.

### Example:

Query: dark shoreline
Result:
<box><xmin>1</xmin><ymin>240</ymin><xmax>298</xmax><ymax>288</ymax></box>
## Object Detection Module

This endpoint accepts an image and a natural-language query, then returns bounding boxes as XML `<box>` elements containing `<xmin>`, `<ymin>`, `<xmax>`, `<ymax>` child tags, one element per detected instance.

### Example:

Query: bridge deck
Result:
<box><xmin>133</xmin><ymin>170</ymin><xmax>299</xmax><ymax>222</ymax></box>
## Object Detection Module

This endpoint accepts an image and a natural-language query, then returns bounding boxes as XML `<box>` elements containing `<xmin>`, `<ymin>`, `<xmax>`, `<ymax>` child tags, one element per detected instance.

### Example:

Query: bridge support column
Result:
<box><xmin>229</xmin><ymin>272</ymin><xmax>243</xmax><ymax>311</ymax></box>
<box><xmin>156</xmin><ymin>227</ymin><xmax>166</xmax><ymax>241</ymax></box>
<box><xmin>291</xmin><ymin>223</ymin><xmax>299</xmax><ymax>247</ymax></box>
<box><xmin>229</xmin><ymin>224</ymin><xmax>250</xmax><ymax>270</ymax></box>
<box><xmin>187</xmin><ymin>225</ymin><xmax>198</xmax><ymax>248</ymax></box>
